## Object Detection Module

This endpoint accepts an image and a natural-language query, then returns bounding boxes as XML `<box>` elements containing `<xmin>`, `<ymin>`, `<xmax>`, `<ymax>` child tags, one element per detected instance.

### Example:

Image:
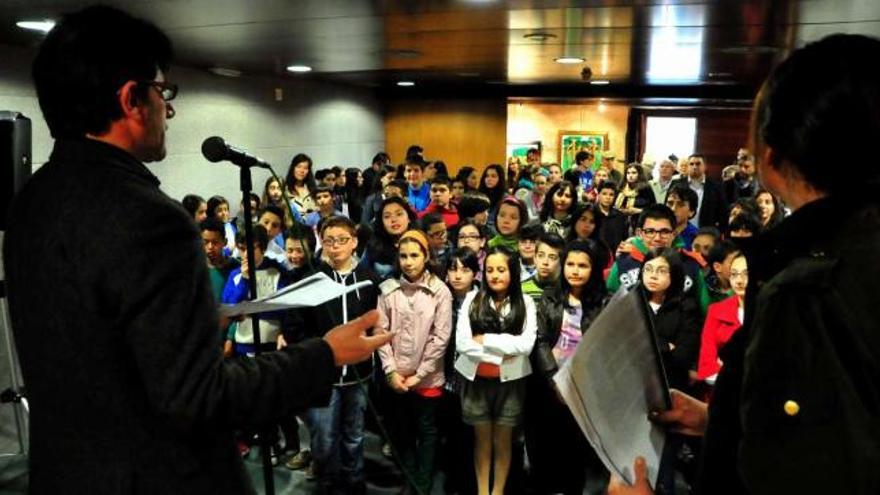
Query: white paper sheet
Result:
<box><xmin>553</xmin><ymin>288</ymin><xmax>669</xmax><ymax>488</ymax></box>
<box><xmin>218</xmin><ymin>271</ymin><xmax>373</xmax><ymax>317</ymax></box>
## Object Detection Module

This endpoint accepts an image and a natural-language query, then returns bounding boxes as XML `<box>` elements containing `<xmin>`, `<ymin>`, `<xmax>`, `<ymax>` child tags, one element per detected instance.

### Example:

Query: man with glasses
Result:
<box><xmin>3</xmin><ymin>6</ymin><xmax>389</xmax><ymax>493</ymax></box>
<box><xmin>607</xmin><ymin>204</ymin><xmax>710</xmax><ymax>312</ymax></box>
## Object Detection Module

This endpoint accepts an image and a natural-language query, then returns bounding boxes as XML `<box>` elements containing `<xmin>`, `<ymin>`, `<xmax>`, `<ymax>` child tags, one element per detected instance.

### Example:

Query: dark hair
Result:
<box><xmin>537</xmin><ymin>231</ymin><xmax>566</xmax><ymax>252</ymax></box>
<box><xmin>494</xmin><ymin>196</ymin><xmax>528</xmax><ymax>236</ymax></box>
<box><xmin>665</xmin><ymin>184</ymin><xmax>698</xmax><ymax>213</ymax></box>
<box><xmin>624</xmin><ymin>163</ymin><xmax>650</xmax><ymax>189</ymax></box>
<box><xmin>446</xmin><ymin>247</ymin><xmax>481</xmax><ymax>276</ymax></box>
<box><xmin>469</xmin><ymin>246</ymin><xmax>526</xmax><ymax>336</ymax></box>
<box><xmin>199</xmin><ymin>217</ymin><xmax>225</xmax><ymax>236</ymax></box>
<box><xmin>368</xmin><ymin>196</ymin><xmax>417</xmax><ymax>264</ymax></box>
<box><xmin>454</xmin><ymin>219</ymin><xmax>488</xmax><ymax>246</ymax></box>
<box><xmin>707</xmin><ymin>239</ymin><xmax>740</xmax><ymax>266</ymax></box>
<box><xmin>405</xmin><ymin>156</ymin><xmax>427</xmax><ymax>170</ymax></box>
<box><xmin>261</xmin><ymin>176</ymin><xmax>282</xmax><ymax>207</ymax></box>
<box><xmin>429</xmin><ymin>175</ymin><xmax>452</xmax><ymax>189</ymax></box>
<box><xmin>639</xmin><ymin>247</ymin><xmax>685</xmax><ymax>302</ymax></box>
<box><xmin>419</xmin><ymin>213</ymin><xmax>445</xmax><ymax>231</ymax></box>
<box><xmin>557</xmin><ymin>240</ymin><xmax>607</xmax><ymax>309</ymax></box>
<box><xmin>597</xmin><ymin>179</ymin><xmax>618</xmax><ymax>194</ymax></box>
<box><xmin>728</xmin><ymin>212</ymin><xmax>762</xmax><ymax>236</ymax></box>
<box><xmin>313</xmin><ymin>185</ymin><xmax>334</xmax><ymax>198</ymax></box>
<box><xmin>320</xmin><ymin>215</ymin><xmax>358</xmax><ymax>237</ymax></box>
<box><xmin>520</xmin><ymin>221</ymin><xmax>544</xmax><ymax>241</ymax></box>
<box><xmin>370</xmin><ymin>164</ymin><xmax>398</xmax><ymax>194</ymax></box>
<box><xmin>344</xmin><ymin>168</ymin><xmax>365</xmax><ymax>205</ymax></box>
<box><xmin>235</xmin><ymin>224</ymin><xmax>269</xmax><ymax>252</ymax></box>
<box><xmin>479</xmin><ymin>164</ymin><xmax>508</xmax><ymax>207</ymax></box>
<box><xmin>406</xmin><ymin>145</ymin><xmax>424</xmax><ymax>160</ymax></box>
<box><xmin>182</xmin><ymin>194</ymin><xmax>205</xmax><ymax>219</ymax></box>
<box><xmin>695</xmin><ymin>226</ymin><xmax>722</xmax><ymax>243</ymax></box>
<box><xmin>207</xmin><ymin>195</ymin><xmax>229</xmax><ymax>219</ymax></box>
<box><xmin>285</xmin><ymin>153</ymin><xmax>317</xmax><ymax>195</ymax></box>
<box><xmin>637</xmin><ymin>204</ymin><xmax>676</xmax><ymax>229</ymax></box>
<box><xmin>330</xmin><ymin>166</ymin><xmax>343</xmax><ymax>177</ymax></box>
<box><xmin>754</xmin><ymin>34</ymin><xmax>880</xmax><ymax>195</ymax></box>
<box><xmin>754</xmin><ymin>187</ymin><xmax>785</xmax><ymax>228</ymax></box>
<box><xmin>315</xmin><ymin>169</ymin><xmax>328</xmax><ymax>182</ymax></box>
<box><xmin>356</xmin><ymin>223</ymin><xmax>373</xmax><ymax>257</ymax></box>
<box><xmin>433</xmin><ymin>161</ymin><xmax>448</xmax><ymax>177</ymax></box>
<box><xmin>458</xmin><ymin>192</ymin><xmax>491</xmax><ymax>220</ymax></box>
<box><xmin>575</xmin><ymin>150</ymin><xmax>593</xmax><ymax>165</ymax></box>
<box><xmin>457</xmin><ymin>166</ymin><xmax>478</xmax><ymax>191</ymax></box>
<box><xmin>32</xmin><ymin>6</ymin><xmax>172</xmax><ymax>139</ymax></box>
<box><xmin>372</xmin><ymin>152</ymin><xmax>391</xmax><ymax>167</ymax></box>
<box><xmin>569</xmin><ymin>203</ymin><xmax>603</xmax><ymax>242</ymax></box>
<box><xmin>731</xmin><ymin>197</ymin><xmax>759</xmax><ymax>219</ymax></box>
<box><xmin>259</xmin><ymin>204</ymin><xmax>285</xmax><ymax>223</ymax></box>
<box><xmin>285</xmin><ymin>222</ymin><xmax>317</xmax><ymax>256</ymax></box>
<box><xmin>540</xmin><ymin>180</ymin><xmax>579</xmax><ymax>222</ymax></box>
<box><xmin>387</xmin><ymin>179</ymin><xmax>408</xmax><ymax>194</ymax></box>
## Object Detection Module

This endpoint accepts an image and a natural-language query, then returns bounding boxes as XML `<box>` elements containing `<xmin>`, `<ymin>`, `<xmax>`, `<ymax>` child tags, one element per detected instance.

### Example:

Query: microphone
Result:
<box><xmin>201</xmin><ymin>136</ymin><xmax>271</xmax><ymax>169</ymax></box>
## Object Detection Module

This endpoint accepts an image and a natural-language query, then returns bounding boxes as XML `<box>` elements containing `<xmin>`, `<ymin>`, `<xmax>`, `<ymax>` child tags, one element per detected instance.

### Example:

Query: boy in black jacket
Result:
<box><xmin>287</xmin><ymin>216</ymin><xmax>380</xmax><ymax>495</ymax></box>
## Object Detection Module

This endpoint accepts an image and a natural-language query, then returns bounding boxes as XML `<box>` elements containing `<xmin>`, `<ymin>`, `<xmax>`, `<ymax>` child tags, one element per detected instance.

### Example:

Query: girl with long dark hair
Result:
<box><xmin>540</xmin><ymin>180</ymin><xmax>578</xmax><ymax>239</ymax></box>
<box><xmin>285</xmin><ymin>153</ymin><xmax>318</xmax><ymax>216</ymax></box>
<box><xmin>455</xmin><ymin>246</ymin><xmax>536</xmax><ymax>495</ymax></box>
<box><xmin>362</xmin><ymin>196</ymin><xmax>416</xmax><ymax>280</ymax></box>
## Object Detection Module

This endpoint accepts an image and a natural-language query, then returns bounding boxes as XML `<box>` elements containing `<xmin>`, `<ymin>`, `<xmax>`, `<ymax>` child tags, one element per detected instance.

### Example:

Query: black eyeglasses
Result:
<box><xmin>142</xmin><ymin>80</ymin><xmax>178</xmax><ymax>102</ymax></box>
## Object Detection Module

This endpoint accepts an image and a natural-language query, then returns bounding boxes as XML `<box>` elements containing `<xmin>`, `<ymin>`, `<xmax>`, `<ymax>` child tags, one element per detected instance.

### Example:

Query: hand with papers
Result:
<box><xmin>652</xmin><ymin>389</ymin><xmax>708</xmax><ymax>437</ymax></box>
<box><xmin>607</xmin><ymin>457</ymin><xmax>653</xmax><ymax>495</ymax></box>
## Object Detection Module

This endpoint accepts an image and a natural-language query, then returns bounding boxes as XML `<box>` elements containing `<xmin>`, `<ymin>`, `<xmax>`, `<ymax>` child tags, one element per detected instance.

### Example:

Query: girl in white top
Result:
<box><xmin>455</xmin><ymin>246</ymin><xmax>536</xmax><ymax>495</ymax></box>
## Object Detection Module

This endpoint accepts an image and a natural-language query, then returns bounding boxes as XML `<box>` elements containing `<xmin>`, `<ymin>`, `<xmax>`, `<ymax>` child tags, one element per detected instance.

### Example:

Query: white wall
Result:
<box><xmin>0</xmin><ymin>44</ymin><xmax>385</xmax><ymax>208</ymax></box>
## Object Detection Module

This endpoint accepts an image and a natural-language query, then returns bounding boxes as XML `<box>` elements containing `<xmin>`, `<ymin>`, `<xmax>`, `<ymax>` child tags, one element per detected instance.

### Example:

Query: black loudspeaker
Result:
<box><xmin>0</xmin><ymin>111</ymin><xmax>32</xmax><ymax>231</ymax></box>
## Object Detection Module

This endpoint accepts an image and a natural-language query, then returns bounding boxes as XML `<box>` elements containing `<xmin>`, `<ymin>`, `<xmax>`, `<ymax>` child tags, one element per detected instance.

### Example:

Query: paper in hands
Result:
<box><xmin>553</xmin><ymin>288</ymin><xmax>670</xmax><ymax>489</ymax></box>
<box><xmin>219</xmin><ymin>272</ymin><xmax>373</xmax><ymax>317</ymax></box>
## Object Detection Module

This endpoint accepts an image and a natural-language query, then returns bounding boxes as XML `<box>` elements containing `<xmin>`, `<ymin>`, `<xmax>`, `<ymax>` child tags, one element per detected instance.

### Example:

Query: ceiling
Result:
<box><xmin>2</xmin><ymin>0</ymin><xmax>879</xmax><ymax>99</ymax></box>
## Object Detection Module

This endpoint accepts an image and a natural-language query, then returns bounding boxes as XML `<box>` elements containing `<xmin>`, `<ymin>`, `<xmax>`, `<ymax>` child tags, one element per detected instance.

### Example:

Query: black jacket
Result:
<box><xmin>641</xmin><ymin>288</ymin><xmax>702</xmax><ymax>391</ymax></box>
<box><xmin>669</xmin><ymin>176</ymin><xmax>726</xmax><ymax>229</ymax></box>
<box><xmin>3</xmin><ymin>139</ymin><xmax>337</xmax><ymax>494</ymax></box>
<box><xmin>287</xmin><ymin>261</ymin><xmax>380</xmax><ymax>385</ymax></box>
<box><xmin>700</xmin><ymin>194</ymin><xmax>880</xmax><ymax>494</ymax></box>
<box><xmin>532</xmin><ymin>289</ymin><xmax>605</xmax><ymax>385</ymax></box>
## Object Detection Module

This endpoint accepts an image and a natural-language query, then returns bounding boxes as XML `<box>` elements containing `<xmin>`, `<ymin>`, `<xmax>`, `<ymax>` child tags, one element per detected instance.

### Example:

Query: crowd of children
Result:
<box><xmin>181</xmin><ymin>146</ymin><xmax>767</xmax><ymax>495</ymax></box>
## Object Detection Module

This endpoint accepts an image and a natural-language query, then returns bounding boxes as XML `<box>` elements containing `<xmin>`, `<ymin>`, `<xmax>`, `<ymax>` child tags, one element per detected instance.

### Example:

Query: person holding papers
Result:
<box><xmin>609</xmin><ymin>34</ymin><xmax>880</xmax><ymax>495</ymax></box>
<box><xmin>528</xmin><ymin>240</ymin><xmax>610</xmax><ymax>494</ymax></box>
<box><xmin>455</xmin><ymin>246</ymin><xmax>537</xmax><ymax>495</ymax></box>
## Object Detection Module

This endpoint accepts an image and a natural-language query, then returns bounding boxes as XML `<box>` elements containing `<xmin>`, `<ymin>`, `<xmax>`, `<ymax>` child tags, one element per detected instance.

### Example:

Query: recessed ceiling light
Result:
<box><xmin>524</xmin><ymin>32</ymin><xmax>557</xmax><ymax>41</ymax></box>
<box><xmin>286</xmin><ymin>65</ymin><xmax>312</xmax><ymax>73</ymax></box>
<box><xmin>16</xmin><ymin>20</ymin><xmax>55</xmax><ymax>33</ymax></box>
<box><xmin>209</xmin><ymin>67</ymin><xmax>242</xmax><ymax>78</ymax></box>
<box><xmin>554</xmin><ymin>57</ymin><xmax>585</xmax><ymax>64</ymax></box>
<box><xmin>590</xmin><ymin>80</ymin><xmax>610</xmax><ymax>85</ymax></box>
<box><xmin>397</xmin><ymin>81</ymin><xmax>415</xmax><ymax>87</ymax></box>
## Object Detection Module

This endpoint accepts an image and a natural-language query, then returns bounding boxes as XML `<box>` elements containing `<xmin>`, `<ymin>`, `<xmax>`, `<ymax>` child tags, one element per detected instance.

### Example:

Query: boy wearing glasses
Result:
<box><xmin>287</xmin><ymin>216</ymin><xmax>380</xmax><ymax>495</ymax></box>
<box><xmin>420</xmin><ymin>213</ymin><xmax>453</xmax><ymax>276</ymax></box>
<box><xmin>607</xmin><ymin>204</ymin><xmax>710</xmax><ymax>313</ymax></box>
<box><xmin>417</xmin><ymin>175</ymin><xmax>460</xmax><ymax>228</ymax></box>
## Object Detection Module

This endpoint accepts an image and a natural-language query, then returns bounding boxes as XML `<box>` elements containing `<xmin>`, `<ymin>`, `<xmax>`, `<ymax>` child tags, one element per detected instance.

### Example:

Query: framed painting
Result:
<box><xmin>506</xmin><ymin>141</ymin><xmax>541</xmax><ymax>162</ymax></box>
<box><xmin>558</xmin><ymin>131</ymin><xmax>608</xmax><ymax>171</ymax></box>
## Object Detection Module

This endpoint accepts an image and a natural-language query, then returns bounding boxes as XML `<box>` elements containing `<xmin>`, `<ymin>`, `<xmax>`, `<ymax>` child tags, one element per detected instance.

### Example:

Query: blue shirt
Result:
<box><xmin>407</xmin><ymin>182</ymin><xmax>431</xmax><ymax>213</ymax></box>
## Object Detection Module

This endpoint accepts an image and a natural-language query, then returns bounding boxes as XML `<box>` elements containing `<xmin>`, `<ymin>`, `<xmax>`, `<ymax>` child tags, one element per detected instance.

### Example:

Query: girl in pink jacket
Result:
<box><xmin>377</xmin><ymin>229</ymin><xmax>453</xmax><ymax>494</ymax></box>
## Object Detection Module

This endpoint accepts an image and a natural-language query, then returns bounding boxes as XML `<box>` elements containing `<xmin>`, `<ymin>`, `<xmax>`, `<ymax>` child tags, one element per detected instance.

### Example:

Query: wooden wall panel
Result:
<box><xmin>695</xmin><ymin>109</ymin><xmax>752</xmax><ymax>177</ymax></box>
<box><xmin>385</xmin><ymin>99</ymin><xmax>507</xmax><ymax>175</ymax></box>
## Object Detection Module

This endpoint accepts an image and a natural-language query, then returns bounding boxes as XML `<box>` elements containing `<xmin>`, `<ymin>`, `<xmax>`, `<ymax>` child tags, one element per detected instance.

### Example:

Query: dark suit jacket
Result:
<box><xmin>669</xmin><ymin>176</ymin><xmax>726</xmax><ymax>229</ymax></box>
<box><xmin>4</xmin><ymin>139</ymin><xmax>337</xmax><ymax>494</ymax></box>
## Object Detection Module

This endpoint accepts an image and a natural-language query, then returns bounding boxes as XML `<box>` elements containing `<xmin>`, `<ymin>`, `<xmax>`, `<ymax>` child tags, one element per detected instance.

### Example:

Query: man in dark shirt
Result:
<box><xmin>2</xmin><ymin>6</ymin><xmax>390</xmax><ymax>493</ymax></box>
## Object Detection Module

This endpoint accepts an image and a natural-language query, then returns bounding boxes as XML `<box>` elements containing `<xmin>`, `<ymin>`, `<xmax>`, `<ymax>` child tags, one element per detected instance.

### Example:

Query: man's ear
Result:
<box><xmin>117</xmin><ymin>81</ymin><xmax>140</xmax><ymax>117</ymax></box>
<box><xmin>712</xmin><ymin>261</ymin><xmax>723</xmax><ymax>274</ymax></box>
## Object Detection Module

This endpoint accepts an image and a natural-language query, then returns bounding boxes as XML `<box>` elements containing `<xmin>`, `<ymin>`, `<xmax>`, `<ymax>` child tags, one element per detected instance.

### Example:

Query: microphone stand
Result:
<box><xmin>238</xmin><ymin>165</ymin><xmax>276</xmax><ymax>495</ymax></box>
